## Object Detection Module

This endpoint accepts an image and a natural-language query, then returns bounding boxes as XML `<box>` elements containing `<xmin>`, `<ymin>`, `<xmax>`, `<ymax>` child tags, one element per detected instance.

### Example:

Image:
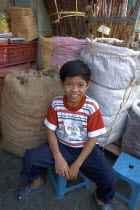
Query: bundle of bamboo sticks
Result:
<box><xmin>44</xmin><ymin>0</ymin><xmax>87</xmax><ymax>38</ymax></box>
<box><xmin>44</xmin><ymin>0</ymin><xmax>139</xmax><ymax>40</ymax></box>
<box><xmin>86</xmin><ymin>0</ymin><xmax>139</xmax><ymax>40</ymax></box>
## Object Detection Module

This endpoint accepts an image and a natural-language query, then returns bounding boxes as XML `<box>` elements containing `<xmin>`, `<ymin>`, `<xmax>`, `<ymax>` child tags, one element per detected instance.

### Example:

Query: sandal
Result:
<box><xmin>15</xmin><ymin>183</ymin><xmax>46</xmax><ymax>202</ymax></box>
<box><xmin>92</xmin><ymin>193</ymin><xmax>113</xmax><ymax>210</ymax></box>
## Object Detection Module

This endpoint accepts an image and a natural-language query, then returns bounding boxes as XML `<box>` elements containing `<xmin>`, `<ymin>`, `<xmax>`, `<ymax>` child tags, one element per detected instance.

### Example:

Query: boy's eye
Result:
<box><xmin>64</xmin><ymin>83</ymin><xmax>85</xmax><ymax>87</ymax></box>
<box><xmin>79</xmin><ymin>84</ymin><xmax>85</xmax><ymax>87</ymax></box>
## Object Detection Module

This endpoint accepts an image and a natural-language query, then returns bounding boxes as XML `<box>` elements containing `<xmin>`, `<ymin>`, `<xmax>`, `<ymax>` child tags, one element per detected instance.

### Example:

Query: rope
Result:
<box><xmin>54</xmin><ymin>0</ymin><xmax>60</xmax><ymax>23</ymax></box>
<box><xmin>50</xmin><ymin>0</ymin><xmax>85</xmax><ymax>23</ymax></box>
<box><xmin>49</xmin><ymin>11</ymin><xmax>85</xmax><ymax>16</ymax></box>
<box><xmin>52</xmin><ymin>14</ymin><xmax>85</xmax><ymax>24</ymax></box>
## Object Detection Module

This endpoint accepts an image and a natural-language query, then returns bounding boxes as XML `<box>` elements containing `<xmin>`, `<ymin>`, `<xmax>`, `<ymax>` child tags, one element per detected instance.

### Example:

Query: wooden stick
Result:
<box><xmin>125</xmin><ymin>36</ymin><xmax>133</xmax><ymax>48</ymax></box>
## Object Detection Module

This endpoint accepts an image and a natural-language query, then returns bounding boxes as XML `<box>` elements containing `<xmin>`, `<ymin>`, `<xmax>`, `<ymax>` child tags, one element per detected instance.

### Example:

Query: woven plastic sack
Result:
<box><xmin>81</xmin><ymin>38</ymin><xmax>140</xmax><ymax>89</ymax></box>
<box><xmin>81</xmin><ymin>38</ymin><xmax>140</xmax><ymax>146</ymax></box>
<box><xmin>87</xmin><ymin>81</ymin><xmax>139</xmax><ymax>116</ymax></box>
<box><xmin>0</xmin><ymin>69</ymin><xmax>63</xmax><ymax>157</ymax></box>
<box><xmin>98</xmin><ymin>112</ymin><xmax>127</xmax><ymax>146</ymax></box>
<box><xmin>121</xmin><ymin>100</ymin><xmax>140</xmax><ymax>159</ymax></box>
<box><xmin>40</xmin><ymin>36</ymin><xmax>86</xmax><ymax>69</ymax></box>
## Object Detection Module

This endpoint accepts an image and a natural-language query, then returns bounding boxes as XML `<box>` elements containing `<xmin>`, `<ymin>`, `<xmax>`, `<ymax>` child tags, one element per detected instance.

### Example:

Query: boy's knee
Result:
<box><xmin>105</xmin><ymin>169</ymin><xmax>118</xmax><ymax>188</ymax></box>
<box><xmin>23</xmin><ymin>148</ymin><xmax>35</xmax><ymax>164</ymax></box>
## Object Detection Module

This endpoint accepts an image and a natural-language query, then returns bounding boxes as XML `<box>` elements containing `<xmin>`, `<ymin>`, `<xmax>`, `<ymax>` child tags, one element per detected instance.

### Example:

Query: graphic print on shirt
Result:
<box><xmin>59</xmin><ymin>120</ymin><xmax>86</xmax><ymax>141</ymax></box>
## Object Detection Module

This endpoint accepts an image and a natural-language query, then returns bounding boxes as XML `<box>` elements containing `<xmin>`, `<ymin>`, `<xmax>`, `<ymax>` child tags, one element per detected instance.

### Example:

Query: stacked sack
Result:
<box><xmin>40</xmin><ymin>36</ymin><xmax>86</xmax><ymax>69</ymax></box>
<box><xmin>81</xmin><ymin>38</ymin><xmax>140</xmax><ymax>146</ymax></box>
<box><xmin>0</xmin><ymin>69</ymin><xmax>63</xmax><ymax>157</ymax></box>
<box><xmin>9</xmin><ymin>7</ymin><xmax>38</xmax><ymax>41</ymax></box>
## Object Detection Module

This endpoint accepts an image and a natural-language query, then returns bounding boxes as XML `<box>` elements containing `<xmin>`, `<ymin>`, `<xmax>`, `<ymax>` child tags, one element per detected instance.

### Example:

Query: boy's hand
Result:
<box><xmin>69</xmin><ymin>163</ymin><xmax>79</xmax><ymax>180</ymax></box>
<box><xmin>55</xmin><ymin>154</ymin><xmax>70</xmax><ymax>179</ymax></box>
<box><xmin>68</xmin><ymin>137</ymin><xmax>98</xmax><ymax>179</ymax></box>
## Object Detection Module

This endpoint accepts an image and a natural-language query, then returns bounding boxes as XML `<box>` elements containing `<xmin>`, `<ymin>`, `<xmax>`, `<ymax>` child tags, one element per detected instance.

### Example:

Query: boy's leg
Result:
<box><xmin>20</xmin><ymin>143</ymin><xmax>55</xmax><ymax>181</ymax></box>
<box><xmin>17</xmin><ymin>143</ymin><xmax>55</xmax><ymax>201</ymax></box>
<box><xmin>80</xmin><ymin>145</ymin><xmax>118</xmax><ymax>205</ymax></box>
<box><xmin>18</xmin><ymin>142</ymin><xmax>75</xmax><ymax>201</ymax></box>
<box><xmin>20</xmin><ymin>141</ymin><xmax>76</xmax><ymax>182</ymax></box>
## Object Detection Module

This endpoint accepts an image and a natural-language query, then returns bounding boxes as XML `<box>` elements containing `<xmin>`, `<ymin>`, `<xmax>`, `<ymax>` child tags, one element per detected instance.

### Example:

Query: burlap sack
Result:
<box><xmin>9</xmin><ymin>7</ymin><xmax>33</xmax><ymax>16</ymax></box>
<box><xmin>9</xmin><ymin>7</ymin><xmax>38</xmax><ymax>41</ymax></box>
<box><xmin>0</xmin><ymin>69</ymin><xmax>63</xmax><ymax>157</ymax></box>
<box><xmin>40</xmin><ymin>36</ymin><xmax>52</xmax><ymax>69</ymax></box>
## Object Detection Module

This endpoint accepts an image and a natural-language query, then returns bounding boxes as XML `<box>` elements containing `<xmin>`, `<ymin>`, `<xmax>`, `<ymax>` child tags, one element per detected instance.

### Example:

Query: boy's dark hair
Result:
<box><xmin>60</xmin><ymin>60</ymin><xmax>91</xmax><ymax>83</ymax></box>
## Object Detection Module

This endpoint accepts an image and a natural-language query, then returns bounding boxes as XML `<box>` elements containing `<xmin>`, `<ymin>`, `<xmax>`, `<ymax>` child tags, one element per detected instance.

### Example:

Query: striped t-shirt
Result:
<box><xmin>44</xmin><ymin>94</ymin><xmax>106</xmax><ymax>147</ymax></box>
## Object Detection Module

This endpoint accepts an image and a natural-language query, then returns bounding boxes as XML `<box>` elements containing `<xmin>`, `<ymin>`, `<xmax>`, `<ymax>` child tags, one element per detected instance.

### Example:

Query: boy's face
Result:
<box><xmin>60</xmin><ymin>75</ymin><xmax>90</xmax><ymax>107</ymax></box>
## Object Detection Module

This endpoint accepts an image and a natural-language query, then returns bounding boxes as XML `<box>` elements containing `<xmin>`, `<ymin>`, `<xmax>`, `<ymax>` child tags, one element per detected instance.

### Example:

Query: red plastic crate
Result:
<box><xmin>0</xmin><ymin>43</ymin><xmax>37</xmax><ymax>67</ymax></box>
<box><xmin>0</xmin><ymin>76</ymin><xmax>5</xmax><ymax>136</ymax></box>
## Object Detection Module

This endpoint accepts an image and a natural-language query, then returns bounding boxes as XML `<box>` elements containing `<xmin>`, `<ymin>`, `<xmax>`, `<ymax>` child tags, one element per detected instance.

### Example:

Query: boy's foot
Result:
<box><xmin>15</xmin><ymin>183</ymin><xmax>46</xmax><ymax>202</ymax></box>
<box><xmin>92</xmin><ymin>193</ymin><xmax>113</xmax><ymax>210</ymax></box>
<box><xmin>16</xmin><ymin>178</ymin><xmax>45</xmax><ymax>202</ymax></box>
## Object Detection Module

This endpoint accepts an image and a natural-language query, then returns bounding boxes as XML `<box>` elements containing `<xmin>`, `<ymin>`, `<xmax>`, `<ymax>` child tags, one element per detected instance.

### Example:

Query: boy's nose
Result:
<box><xmin>72</xmin><ymin>85</ymin><xmax>78</xmax><ymax>91</ymax></box>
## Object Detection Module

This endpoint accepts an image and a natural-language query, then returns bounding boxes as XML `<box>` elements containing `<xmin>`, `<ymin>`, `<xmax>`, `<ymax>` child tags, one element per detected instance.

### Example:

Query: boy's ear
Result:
<box><xmin>87</xmin><ymin>81</ymin><xmax>90</xmax><ymax>88</ymax></box>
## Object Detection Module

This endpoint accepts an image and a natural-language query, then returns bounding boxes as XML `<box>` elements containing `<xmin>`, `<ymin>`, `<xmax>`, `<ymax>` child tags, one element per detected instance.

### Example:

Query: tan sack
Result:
<box><xmin>9</xmin><ymin>7</ymin><xmax>38</xmax><ymax>41</ymax></box>
<box><xmin>0</xmin><ymin>69</ymin><xmax>63</xmax><ymax>157</ymax></box>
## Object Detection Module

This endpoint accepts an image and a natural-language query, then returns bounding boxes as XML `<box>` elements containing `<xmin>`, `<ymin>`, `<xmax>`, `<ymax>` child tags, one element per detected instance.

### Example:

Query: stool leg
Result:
<box><xmin>129</xmin><ymin>186</ymin><xmax>140</xmax><ymax>210</ymax></box>
<box><xmin>84</xmin><ymin>177</ymin><xmax>91</xmax><ymax>189</ymax></box>
<box><xmin>56</xmin><ymin>175</ymin><xmax>67</xmax><ymax>199</ymax></box>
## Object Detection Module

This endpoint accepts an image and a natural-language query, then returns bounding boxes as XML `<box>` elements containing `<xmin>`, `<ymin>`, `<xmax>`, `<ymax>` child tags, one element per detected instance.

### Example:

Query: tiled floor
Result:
<box><xmin>0</xmin><ymin>147</ymin><xmax>139</xmax><ymax>210</ymax></box>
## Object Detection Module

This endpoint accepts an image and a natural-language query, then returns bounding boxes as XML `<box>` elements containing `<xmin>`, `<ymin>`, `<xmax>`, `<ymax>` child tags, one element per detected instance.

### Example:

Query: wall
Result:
<box><xmin>0</xmin><ymin>0</ymin><xmax>14</xmax><ymax>13</ymax></box>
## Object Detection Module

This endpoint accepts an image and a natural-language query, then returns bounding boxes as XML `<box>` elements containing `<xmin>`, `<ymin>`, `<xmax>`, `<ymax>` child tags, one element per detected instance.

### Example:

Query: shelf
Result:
<box><xmin>104</xmin><ymin>140</ymin><xmax>122</xmax><ymax>156</ymax></box>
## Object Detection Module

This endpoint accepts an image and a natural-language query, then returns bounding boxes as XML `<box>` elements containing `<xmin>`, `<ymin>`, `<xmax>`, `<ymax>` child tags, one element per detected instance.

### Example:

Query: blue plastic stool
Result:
<box><xmin>48</xmin><ymin>167</ymin><xmax>91</xmax><ymax>199</ymax></box>
<box><xmin>113</xmin><ymin>152</ymin><xmax>140</xmax><ymax>210</ymax></box>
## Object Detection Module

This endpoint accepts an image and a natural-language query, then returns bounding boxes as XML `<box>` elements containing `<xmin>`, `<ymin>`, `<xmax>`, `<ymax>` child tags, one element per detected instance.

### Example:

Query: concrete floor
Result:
<box><xmin>0</xmin><ymin>146</ymin><xmax>140</xmax><ymax>210</ymax></box>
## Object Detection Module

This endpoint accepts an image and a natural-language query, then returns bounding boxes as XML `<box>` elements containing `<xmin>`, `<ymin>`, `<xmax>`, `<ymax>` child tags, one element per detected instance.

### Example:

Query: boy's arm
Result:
<box><xmin>46</xmin><ymin>127</ymin><xmax>70</xmax><ymax>179</ymax></box>
<box><xmin>69</xmin><ymin>136</ymin><xmax>98</xmax><ymax>179</ymax></box>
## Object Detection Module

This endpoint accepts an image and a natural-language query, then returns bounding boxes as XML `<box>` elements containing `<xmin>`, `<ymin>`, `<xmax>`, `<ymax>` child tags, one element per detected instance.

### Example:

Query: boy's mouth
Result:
<box><xmin>71</xmin><ymin>94</ymin><xmax>79</xmax><ymax>99</ymax></box>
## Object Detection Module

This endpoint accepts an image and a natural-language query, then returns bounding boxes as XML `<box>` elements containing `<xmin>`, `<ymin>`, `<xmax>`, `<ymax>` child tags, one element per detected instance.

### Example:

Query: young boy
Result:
<box><xmin>16</xmin><ymin>60</ymin><xmax>117</xmax><ymax>210</ymax></box>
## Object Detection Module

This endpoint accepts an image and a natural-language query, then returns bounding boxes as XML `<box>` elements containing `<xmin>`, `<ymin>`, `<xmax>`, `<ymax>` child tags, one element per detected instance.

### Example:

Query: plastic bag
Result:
<box><xmin>0</xmin><ymin>13</ymin><xmax>10</xmax><ymax>33</ymax></box>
